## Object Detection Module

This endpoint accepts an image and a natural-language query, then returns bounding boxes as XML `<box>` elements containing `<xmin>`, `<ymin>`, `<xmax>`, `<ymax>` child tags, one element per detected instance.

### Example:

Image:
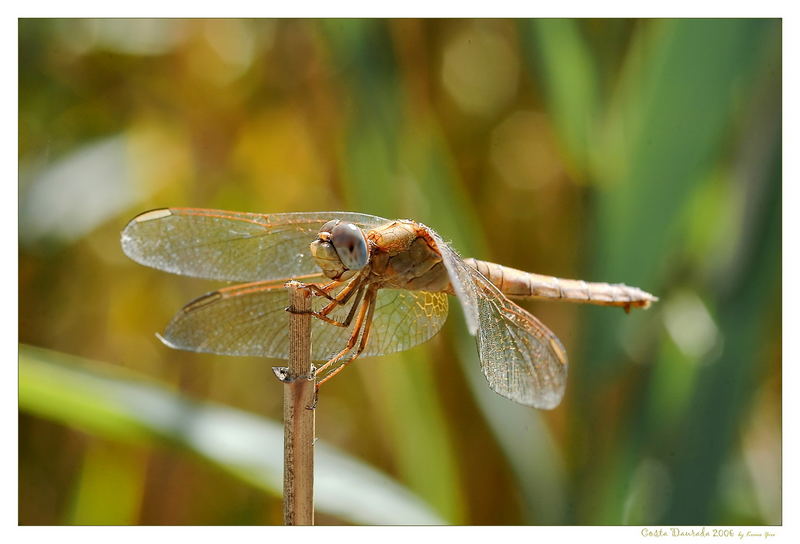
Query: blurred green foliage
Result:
<box><xmin>19</xmin><ymin>345</ymin><xmax>443</xmax><ymax>524</ymax></box>
<box><xmin>19</xmin><ymin>19</ymin><xmax>781</xmax><ymax>525</ymax></box>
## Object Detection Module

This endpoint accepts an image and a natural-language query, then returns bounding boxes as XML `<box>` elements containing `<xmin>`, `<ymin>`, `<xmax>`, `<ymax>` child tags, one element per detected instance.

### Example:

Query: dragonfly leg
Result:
<box><xmin>287</xmin><ymin>273</ymin><xmax>366</xmax><ymax>321</ymax></box>
<box><xmin>316</xmin><ymin>274</ymin><xmax>367</xmax><ymax>317</ymax></box>
<box><xmin>307</xmin><ymin>286</ymin><xmax>365</xmax><ymax>328</ymax></box>
<box><xmin>305</xmin><ymin>282</ymin><xmax>343</xmax><ymax>302</ymax></box>
<box><xmin>305</xmin><ymin>273</ymin><xmax>364</xmax><ymax>307</ymax></box>
<box><xmin>291</xmin><ymin>273</ymin><xmax>371</xmax><ymax>328</ymax></box>
<box><xmin>316</xmin><ymin>286</ymin><xmax>378</xmax><ymax>390</ymax></box>
<box><xmin>310</xmin><ymin>286</ymin><xmax>375</xmax><ymax>383</ymax></box>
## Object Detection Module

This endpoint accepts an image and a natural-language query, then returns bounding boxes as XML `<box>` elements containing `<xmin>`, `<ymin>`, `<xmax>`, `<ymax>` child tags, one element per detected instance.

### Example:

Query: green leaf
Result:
<box><xmin>19</xmin><ymin>344</ymin><xmax>444</xmax><ymax>525</ymax></box>
<box><xmin>520</xmin><ymin>19</ymin><xmax>600</xmax><ymax>174</ymax></box>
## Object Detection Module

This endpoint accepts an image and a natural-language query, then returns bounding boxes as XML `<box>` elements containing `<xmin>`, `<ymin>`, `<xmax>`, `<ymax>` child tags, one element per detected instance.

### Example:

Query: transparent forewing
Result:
<box><xmin>121</xmin><ymin>208</ymin><xmax>389</xmax><ymax>282</ymax></box>
<box><xmin>425</xmin><ymin>227</ymin><xmax>480</xmax><ymax>335</ymax></box>
<box><xmin>464</xmin><ymin>264</ymin><xmax>569</xmax><ymax>409</ymax></box>
<box><xmin>159</xmin><ymin>281</ymin><xmax>448</xmax><ymax>361</ymax></box>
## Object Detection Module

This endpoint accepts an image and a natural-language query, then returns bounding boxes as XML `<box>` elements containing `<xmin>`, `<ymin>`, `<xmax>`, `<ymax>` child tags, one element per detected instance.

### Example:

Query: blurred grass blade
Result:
<box><xmin>519</xmin><ymin>19</ymin><xmax>599</xmax><ymax>175</ymax></box>
<box><xmin>20</xmin><ymin>135</ymin><xmax>133</xmax><ymax>247</ymax></box>
<box><xmin>583</xmin><ymin>19</ymin><xmax>777</xmax><ymax>375</ymax></box>
<box><xmin>19</xmin><ymin>345</ymin><xmax>445</xmax><ymax>525</ymax></box>
<box><xmin>595</xmin><ymin>19</ymin><xmax>776</xmax><ymax>287</ymax></box>
<box><xmin>19</xmin><ymin>125</ymin><xmax>188</xmax><ymax>249</ymax></box>
<box><xmin>662</xmin><ymin>124</ymin><xmax>781</xmax><ymax>524</ymax></box>
<box><xmin>573</xmin><ymin>19</ymin><xmax>780</xmax><ymax>523</ymax></box>
<box><xmin>68</xmin><ymin>440</ymin><xmax>147</xmax><ymax>524</ymax></box>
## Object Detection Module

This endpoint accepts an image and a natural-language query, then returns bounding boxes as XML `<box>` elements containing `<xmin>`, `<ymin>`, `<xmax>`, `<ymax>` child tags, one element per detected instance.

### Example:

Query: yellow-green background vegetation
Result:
<box><xmin>19</xmin><ymin>18</ymin><xmax>781</xmax><ymax>525</ymax></box>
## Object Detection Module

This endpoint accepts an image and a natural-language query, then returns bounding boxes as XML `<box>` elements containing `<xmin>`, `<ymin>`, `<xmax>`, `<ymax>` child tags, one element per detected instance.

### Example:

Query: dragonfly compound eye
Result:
<box><xmin>319</xmin><ymin>219</ymin><xmax>340</xmax><ymax>236</ymax></box>
<box><xmin>330</xmin><ymin>222</ymin><xmax>369</xmax><ymax>270</ymax></box>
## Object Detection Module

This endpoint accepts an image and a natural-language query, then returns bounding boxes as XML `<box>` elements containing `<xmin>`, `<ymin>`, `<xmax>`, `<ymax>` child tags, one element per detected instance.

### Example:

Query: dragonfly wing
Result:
<box><xmin>425</xmin><ymin>227</ymin><xmax>480</xmax><ymax>335</ymax></box>
<box><xmin>466</xmin><ymin>265</ymin><xmax>568</xmax><ymax>409</ymax></box>
<box><xmin>419</xmin><ymin>225</ymin><xmax>566</xmax><ymax>407</ymax></box>
<box><xmin>360</xmin><ymin>288</ymin><xmax>449</xmax><ymax>358</ymax></box>
<box><xmin>160</xmin><ymin>280</ymin><xmax>448</xmax><ymax>361</ymax></box>
<box><xmin>313</xmin><ymin>287</ymin><xmax>448</xmax><ymax>360</ymax></box>
<box><xmin>121</xmin><ymin>208</ymin><xmax>389</xmax><ymax>282</ymax></box>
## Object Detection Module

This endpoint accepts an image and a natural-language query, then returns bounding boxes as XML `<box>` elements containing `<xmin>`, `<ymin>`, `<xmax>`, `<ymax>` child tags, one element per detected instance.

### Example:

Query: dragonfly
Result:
<box><xmin>121</xmin><ymin>208</ymin><xmax>657</xmax><ymax>409</ymax></box>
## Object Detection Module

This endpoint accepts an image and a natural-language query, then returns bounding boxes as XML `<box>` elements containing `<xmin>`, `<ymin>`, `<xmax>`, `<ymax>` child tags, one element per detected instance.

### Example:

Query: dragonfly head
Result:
<box><xmin>310</xmin><ymin>220</ymin><xmax>370</xmax><ymax>281</ymax></box>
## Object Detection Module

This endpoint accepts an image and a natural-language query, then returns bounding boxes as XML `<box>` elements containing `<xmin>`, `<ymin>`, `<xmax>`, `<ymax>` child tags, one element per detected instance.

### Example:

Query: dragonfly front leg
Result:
<box><xmin>310</xmin><ymin>286</ymin><xmax>376</xmax><ymax>383</ymax></box>
<box><xmin>288</xmin><ymin>273</ymin><xmax>367</xmax><ymax>327</ymax></box>
<box><xmin>315</xmin><ymin>274</ymin><xmax>366</xmax><ymax>318</ymax></box>
<box><xmin>309</xmin><ymin>286</ymin><xmax>365</xmax><ymax>328</ymax></box>
<box><xmin>305</xmin><ymin>287</ymin><xmax>378</xmax><ymax>410</ymax></box>
<box><xmin>316</xmin><ymin>286</ymin><xmax>378</xmax><ymax>387</ymax></box>
<box><xmin>304</xmin><ymin>281</ymin><xmax>344</xmax><ymax>302</ymax></box>
<box><xmin>304</xmin><ymin>269</ymin><xmax>368</xmax><ymax>309</ymax></box>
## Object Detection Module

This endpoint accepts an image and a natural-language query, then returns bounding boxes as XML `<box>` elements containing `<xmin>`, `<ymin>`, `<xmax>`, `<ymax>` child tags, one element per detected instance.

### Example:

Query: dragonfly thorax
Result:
<box><xmin>310</xmin><ymin>220</ymin><xmax>370</xmax><ymax>281</ymax></box>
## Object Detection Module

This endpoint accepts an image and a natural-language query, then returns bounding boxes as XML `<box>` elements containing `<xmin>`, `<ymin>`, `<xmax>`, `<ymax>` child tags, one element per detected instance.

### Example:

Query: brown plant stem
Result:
<box><xmin>281</xmin><ymin>281</ymin><xmax>315</xmax><ymax>525</ymax></box>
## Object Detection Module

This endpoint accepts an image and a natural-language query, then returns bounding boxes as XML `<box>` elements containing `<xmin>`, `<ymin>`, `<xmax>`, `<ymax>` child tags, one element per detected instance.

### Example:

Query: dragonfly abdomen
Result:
<box><xmin>464</xmin><ymin>258</ymin><xmax>657</xmax><ymax>310</ymax></box>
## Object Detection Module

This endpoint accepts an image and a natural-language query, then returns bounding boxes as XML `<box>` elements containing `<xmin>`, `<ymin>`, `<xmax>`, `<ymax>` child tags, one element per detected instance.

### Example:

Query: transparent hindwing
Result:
<box><xmin>159</xmin><ymin>279</ymin><xmax>449</xmax><ymax>362</ymax></box>
<box><xmin>426</xmin><ymin>225</ymin><xmax>568</xmax><ymax>409</ymax></box>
